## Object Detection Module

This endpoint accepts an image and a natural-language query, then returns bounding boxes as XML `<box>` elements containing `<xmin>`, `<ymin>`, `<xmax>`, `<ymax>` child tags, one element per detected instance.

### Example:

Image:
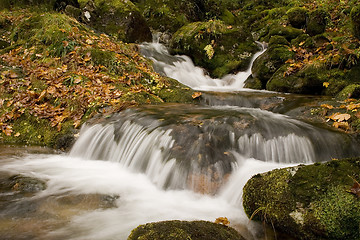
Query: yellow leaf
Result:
<box><xmin>215</xmin><ymin>217</ymin><xmax>230</xmax><ymax>226</ymax></box>
<box><xmin>14</xmin><ymin>132</ymin><xmax>20</xmax><ymax>137</ymax></box>
<box><xmin>323</xmin><ymin>82</ymin><xmax>330</xmax><ymax>88</ymax></box>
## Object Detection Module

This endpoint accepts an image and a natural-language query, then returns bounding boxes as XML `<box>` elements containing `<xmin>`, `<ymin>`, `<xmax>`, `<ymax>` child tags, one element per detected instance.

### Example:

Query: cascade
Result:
<box><xmin>2</xmin><ymin>41</ymin><xmax>360</xmax><ymax>240</ymax></box>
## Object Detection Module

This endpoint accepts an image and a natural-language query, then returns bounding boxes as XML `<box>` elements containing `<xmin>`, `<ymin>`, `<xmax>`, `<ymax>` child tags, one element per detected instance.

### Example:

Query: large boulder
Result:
<box><xmin>287</xmin><ymin>7</ymin><xmax>308</xmax><ymax>29</ymax></box>
<box><xmin>243</xmin><ymin>158</ymin><xmax>360</xmax><ymax>240</ymax></box>
<box><xmin>170</xmin><ymin>20</ymin><xmax>259</xmax><ymax>78</ymax></box>
<box><xmin>127</xmin><ymin>220</ymin><xmax>246</xmax><ymax>240</ymax></box>
<box><xmin>78</xmin><ymin>0</ymin><xmax>152</xmax><ymax>43</ymax></box>
<box><xmin>266</xmin><ymin>64</ymin><xmax>326</xmax><ymax>94</ymax></box>
<box><xmin>306</xmin><ymin>9</ymin><xmax>329</xmax><ymax>36</ymax></box>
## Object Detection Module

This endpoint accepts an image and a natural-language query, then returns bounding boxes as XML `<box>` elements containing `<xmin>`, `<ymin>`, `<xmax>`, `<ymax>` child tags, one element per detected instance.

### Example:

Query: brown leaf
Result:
<box><xmin>349</xmin><ymin>178</ymin><xmax>360</xmax><ymax>197</ymax></box>
<box><xmin>327</xmin><ymin>113</ymin><xmax>351</xmax><ymax>122</ymax></box>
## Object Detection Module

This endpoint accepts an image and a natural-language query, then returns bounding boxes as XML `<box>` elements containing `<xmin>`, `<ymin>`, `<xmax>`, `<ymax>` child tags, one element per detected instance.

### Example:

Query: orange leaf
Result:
<box><xmin>321</xmin><ymin>104</ymin><xmax>334</xmax><ymax>109</ymax></box>
<box><xmin>192</xmin><ymin>92</ymin><xmax>202</xmax><ymax>99</ymax></box>
<box><xmin>333</xmin><ymin>121</ymin><xmax>349</xmax><ymax>130</ymax></box>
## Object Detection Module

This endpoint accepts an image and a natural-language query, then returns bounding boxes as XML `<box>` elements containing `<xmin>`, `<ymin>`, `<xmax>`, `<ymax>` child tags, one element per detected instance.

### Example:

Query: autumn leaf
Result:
<box><xmin>321</xmin><ymin>104</ymin><xmax>334</xmax><ymax>109</ymax></box>
<box><xmin>323</xmin><ymin>82</ymin><xmax>330</xmax><ymax>88</ymax></box>
<box><xmin>327</xmin><ymin>112</ymin><xmax>351</xmax><ymax>122</ymax></box>
<box><xmin>348</xmin><ymin>176</ymin><xmax>360</xmax><ymax>198</ymax></box>
<box><xmin>192</xmin><ymin>92</ymin><xmax>202</xmax><ymax>99</ymax></box>
<box><xmin>333</xmin><ymin>121</ymin><xmax>349</xmax><ymax>130</ymax></box>
<box><xmin>215</xmin><ymin>217</ymin><xmax>230</xmax><ymax>226</ymax></box>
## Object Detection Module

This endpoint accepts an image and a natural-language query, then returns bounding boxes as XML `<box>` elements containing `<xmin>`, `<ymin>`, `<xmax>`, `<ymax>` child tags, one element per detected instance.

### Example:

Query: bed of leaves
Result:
<box><xmin>0</xmin><ymin>8</ymin><xmax>192</xmax><ymax>146</ymax></box>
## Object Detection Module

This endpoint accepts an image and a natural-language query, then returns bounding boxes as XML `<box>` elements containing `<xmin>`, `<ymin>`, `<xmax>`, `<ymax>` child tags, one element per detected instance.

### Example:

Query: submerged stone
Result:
<box><xmin>127</xmin><ymin>220</ymin><xmax>246</xmax><ymax>240</ymax></box>
<box><xmin>243</xmin><ymin>158</ymin><xmax>360</xmax><ymax>240</ymax></box>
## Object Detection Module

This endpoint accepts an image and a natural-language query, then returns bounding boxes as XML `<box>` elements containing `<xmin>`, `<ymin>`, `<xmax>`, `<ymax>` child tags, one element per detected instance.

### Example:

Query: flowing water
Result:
<box><xmin>1</xmin><ymin>42</ymin><xmax>360</xmax><ymax>240</ymax></box>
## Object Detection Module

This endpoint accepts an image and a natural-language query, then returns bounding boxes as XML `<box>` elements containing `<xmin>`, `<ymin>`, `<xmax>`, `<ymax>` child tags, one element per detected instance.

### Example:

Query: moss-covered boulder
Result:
<box><xmin>127</xmin><ymin>220</ymin><xmax>245</xmax><ymax>240</ymax></box>
<box><xmin>170</xmin><ymin>20</ymin><xmax>259</xmax><ymax>78</ymax></box>
<box><xmin>265</xmin><ymin>24</ymin><xmax>304</xmax><ymax>42</ymax></box>
<box><xmin>306</xmin><ymin>9</ymin><xmax>329</xmax><ymax>36</ymax></box>
<box><xmin>266</xmin><ymin>64</ymin><xmax>326</xmax><ymax>94</ymax></box>
<box><xmin>336</xmin><ymin>84</ymin><xmax>360</xmax><ymax>100</ymax></box>
<box><xmin>243</xmin><ymin>158</ymin><xmax>360</xmax><ymax>240</ymax></box>
<box><xmin>287</xmin><ymin>7</ymin><xmax>308</xmax><ymax>29</ymax></box>
<box><xmin>350</xmin><ymin>5</ymin><xmax>360</xmax><ymax>39</ymax></box>
<box><xmin>249</xmin><ymin>37</ymin><xmax>293</xmax><ymax>88</ymax></box>
<box><xmin>78</xmin><ymin>0</ymin><xmax>151</xmax><ymax>43</ymax></box>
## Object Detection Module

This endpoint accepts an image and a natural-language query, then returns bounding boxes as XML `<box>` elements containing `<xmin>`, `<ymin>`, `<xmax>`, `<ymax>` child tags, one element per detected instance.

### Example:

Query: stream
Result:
<box><xmin>1</xmin><ymin>42</ymin><xmax>360</xmax><ymax>240</ymax></box>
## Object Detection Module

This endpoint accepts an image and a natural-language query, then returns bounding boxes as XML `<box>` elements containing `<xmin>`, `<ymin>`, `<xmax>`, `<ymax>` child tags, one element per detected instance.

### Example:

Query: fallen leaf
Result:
<box><xmin>215</xmin><ymin>217</ymin><xmax>230</xmax><ymax>226</ymax></box>
<box><xmin>327</xmin><ymin>113</ymin><xmax>351</xmax><ymax>122</ymax></box>
<box><xmin>349</xmin><ymin>177</ymin><xmax>360</xmax><ymax>198</ymax></box>
<box><xmin>192</xmin><ymin>92</ymin><xmax>202</xmax><ymax>99</ymax></box>
<box><xmin>321</xmin><ymin>104</ymin><xmax>334</xmax><ymax>109</ymax></box>
<box><xmin>323</xmin><ymin>82</ymin><xmax>330</xmax><ymax>88</ymax></box>
<box><xmin>333</xmin><ymin>121</ymin><xmax>349</xmax><ymax>130</ymax></box>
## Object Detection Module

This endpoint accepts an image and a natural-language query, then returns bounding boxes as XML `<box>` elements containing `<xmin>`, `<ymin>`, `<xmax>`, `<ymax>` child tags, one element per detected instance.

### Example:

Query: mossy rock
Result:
<box><xmin>336</xmin><ymin>84</ymin><xmax>360</xmax><ymax>100</ymax></box>
<box><xmin>350</xmin><ymin>5</ymin><xmax>360</xmax><ymax>39</ymax></box>
<box><xmin>170</xmin><ymin>20</ymin><xmax>258</xmax><ymax>78</ymax></box>
<box><xmin>251</xmin><ymin>44</ymin><xmax>294</xmax><ymax>88</ymax></box>
<box><xmin>287</xmin><ymin>7</ymin><xmax>308</xmax><ymax>29</ymax></box>
<box><xmin>127</xmin><ymin>220</ymin><xmax>245</xmax><ymax>240</ymax></box>
<box><xmin>78</xmin><ymin>0</ymin><xmax>151</xmax><ymax>43</ymax></box>
<box><xmin>306</xmin><ymin>9</ymin><xmax>329</xmax><ymax>36</ymax></box>
<box><xmin>243</xmin><ymin>158</ymin><xmax>360</xmax><ymax>240</ymax></box>
<box><xmin>266</xmin><ymin>64</ymin><xmax>326</xmax><ymax>94</ymax></box>
<box><xmin>266</xmin><ymin>24</ymin><xmax>304</xmax><ymax>42</ymax></box>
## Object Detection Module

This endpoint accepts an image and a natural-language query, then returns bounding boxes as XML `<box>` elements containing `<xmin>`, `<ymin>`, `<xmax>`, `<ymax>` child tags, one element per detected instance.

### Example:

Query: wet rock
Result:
<box><xmin>170</xmin><ymin>20</ymin><xmax>259</xmax><ymax>78</ymax></box>
<box><xmin>287</xmin><ymin>7</ymin><xmax>308</xmax><ymax>29</ymax></box>
<box><xmin>266</xmin><ymin>24</ymin><xmax>304</xmax><ymax>42</ymax></box>
<box><xmin>78</xmin><ymin>0</ymin><xmax>152</xmax><ymax>43</ymax></box>
<box><xmin>127</xmin><ymin>220</ymin><xmax>246</xmax><ymax>240</ymax></box>
<box><xmin>306</xmin><ymin>9</ymin><xmax>329</xmax><ymax>36</ymax></box>
<box><xmin>351</xmin><ymin>5</ymin><xmax>360</xmax><ymax>39</ymax></box>
<box><xmin>243</xmin><ymin>158</ymin><xmax>360</xmax><ymax>240</ymax></box>
<box><xmin>53</xmin><ymin>0</ymin><xmax>80</xmax><ymax>11</ymax></box>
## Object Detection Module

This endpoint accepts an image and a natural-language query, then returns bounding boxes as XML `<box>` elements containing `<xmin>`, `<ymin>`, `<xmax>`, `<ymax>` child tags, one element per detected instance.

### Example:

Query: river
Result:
<box><xmin>1</xmin><ymin>42</ymin><xmax>359</xmax><ymax>240</ymax></box>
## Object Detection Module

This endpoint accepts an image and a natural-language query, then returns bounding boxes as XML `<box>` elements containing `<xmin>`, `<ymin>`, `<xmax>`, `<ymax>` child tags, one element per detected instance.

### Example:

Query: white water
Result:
<box><xmin>1</xmin><ymin>151</ymin><xmax>291</xmax><ymax>240</ymax></box>
<box><xmin>140</xmin><ymin>42</ymin><xmax>266</xmax><ymax>92</ymax></box>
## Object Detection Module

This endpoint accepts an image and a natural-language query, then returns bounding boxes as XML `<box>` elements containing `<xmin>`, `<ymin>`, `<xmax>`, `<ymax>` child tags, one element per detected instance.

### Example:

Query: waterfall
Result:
<box><xmin>68</xmin><ymin>105</ymin><xmax>360</xmax><ymax>196</ymax></box>
<box><xmin>140</xmin><ymin>41</ymin><xmax>266</xmax><ymax>91</ymax></box>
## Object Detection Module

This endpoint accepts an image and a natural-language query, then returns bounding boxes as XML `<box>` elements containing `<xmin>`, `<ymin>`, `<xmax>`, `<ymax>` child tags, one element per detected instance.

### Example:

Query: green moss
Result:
<box><xmin>267</xmin><ymin>64</ymin><xmax>326</xmax><ymax>94</ymax></box>
<box><xmin>127</xmin><ymin>220</ymin><xmax>245</xmax><ymax>240</ymax></box>
<box><xmin>267</xmin><ymin>24</ymin><xmax>304</xmax><ymax>41</ymax></box>
<box><xmin>312</xmin><ymin>185</ymin><xmax>360</xmax><ymax>240</ymax></box>
<box><xmin>0</xmin><ymin>112</ymin><xmax>75</xmax><ymax>149</ymax></box>
<box><xmin>243</xmin><ymin>158</ymin><xmax>360</xmax><ymax>240</ymax></box>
